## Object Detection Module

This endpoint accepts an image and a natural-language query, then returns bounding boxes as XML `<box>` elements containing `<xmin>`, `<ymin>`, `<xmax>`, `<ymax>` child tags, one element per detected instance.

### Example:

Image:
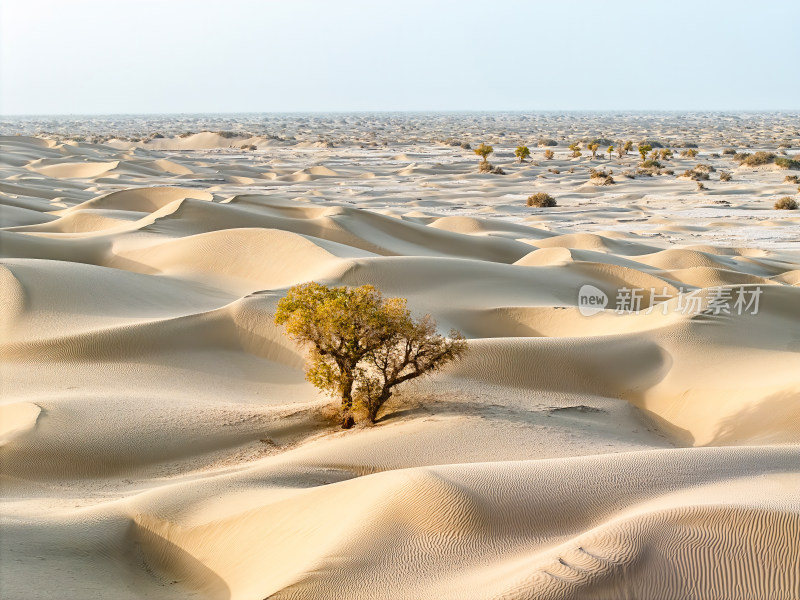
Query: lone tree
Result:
<box><xmin>638</xmin><ymin>144</ymin><xmax>652</xmax><ymax>162</ymax></box>
<box><xmin>588</xmin><ymin>143</ymin><xmax>599</xmax><ymax>158</ymax></box>
<box><xmin>624</xmin><ymin>140</ymin><xmax>634</xmax><ymax>155</ymax></box>
<box><xmin>474</xmin><ymin>143</ymin><xmax>494</xmax><ymax>164</ymax></box>
<box><xmin>568</xmin><ymin>143</ymin><xmax>582</xmax><ymax>158</ymax></box>
<box><xmin>275</xmin><ymin>282</ymin><xmax>467</xmax><ymax>428</ymax></box>
<box><xmin>515</xmin><ymin>145</ymin><xmax>531</xmax><ymax>163</ymax></box>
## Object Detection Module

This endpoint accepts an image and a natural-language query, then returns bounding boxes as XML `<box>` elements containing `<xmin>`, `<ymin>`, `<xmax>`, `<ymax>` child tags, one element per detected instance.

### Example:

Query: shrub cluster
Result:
<box><xmin>774</xmin><ymin>197</ymin><xmax>798</xmax><ymax>210</ymax></box>
<box><xmin>589</xmin><ymin>168</ymin><xmax>614</xmax><ymax>185</ymax></box>
<box><xmin>719</xmin><ymin>171</ymin><xmax>732</xmax><ymax>182</ymax></box>
<box><xmin>775</xmin><ymin>156</ymin><xmax>800</xmax><ymax>170</ymax></box>
<box><xmin>527</xmin><ymin>192</ymin><xmax>557</xmax><ymax>207</ymax></box>
<box><xmin>734</xmin><ymin>152</ymin><xmax>776</xmax><ymax>166</ymax></box>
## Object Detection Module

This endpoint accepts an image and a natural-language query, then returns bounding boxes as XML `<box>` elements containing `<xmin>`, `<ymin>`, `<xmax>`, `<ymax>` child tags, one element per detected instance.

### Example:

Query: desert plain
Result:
<box><xmin>1</xmin><ymin>112</ymin><xmax>799</xmax><ymax>599</ymax></box>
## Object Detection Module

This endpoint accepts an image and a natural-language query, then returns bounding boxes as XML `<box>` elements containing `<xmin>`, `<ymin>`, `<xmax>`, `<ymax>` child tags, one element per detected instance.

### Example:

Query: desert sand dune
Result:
<box><xmin>1</xmin><ymin>115</ymin><xmax>799</xmax><ymax>600</ymax></box>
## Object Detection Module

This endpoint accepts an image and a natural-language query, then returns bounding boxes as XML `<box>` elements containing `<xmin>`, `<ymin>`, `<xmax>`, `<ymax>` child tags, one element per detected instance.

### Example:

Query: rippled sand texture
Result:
<box><xmin>1</xmin><ymin>114</ymin><xmax>799</xmax><ymax>600</ymax></box>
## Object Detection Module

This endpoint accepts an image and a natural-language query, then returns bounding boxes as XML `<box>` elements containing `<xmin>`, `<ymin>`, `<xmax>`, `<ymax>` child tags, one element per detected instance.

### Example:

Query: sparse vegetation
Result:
<box><xmin>568</xmin><ymin>143</ymin><xmax>582</xmax><ymax>158</ymax></box>
<box><xmin>784</xmin><ymin>175</ymin><xmax>800</xmax><ymax>184</ymax></box>
<box><xmin>723</xmin><ymin>148</ymin><xmax>737</xmax><ymax>155</ymax></box>
<box><xmin>240</xmin><ymin>144</ymin><xmax>257</xmax><ymax>151</ymax></box>
<box><xmin>696</xmin><ymin>181</ymin><xmax>706</xmax><ymax>191</ymax></box>
<box><xmin>474</xmin><ymin>143</ymin><xmax>494</xmax><ymax>164</ymax></box>
<box><xmin>775</xmin><ymin>156</ymin><xmax>800</xmax><ymax>170</ymax></box>
<box><xmin>638</xmin><ymin>144</ymin><xmax>652</xmax><ymax>162</ymax></box>
<box><xmin>460</xmin><ymin>141</ymin><xmax>472</xmax><ymax>150</ymax></box>
<box><xmin>681</xmin><ymin>168</ymin><xmax>710</xmax><ymax>181</ymax></box>
<box><xmin>720</xmin><ymin>171</ymin><xmax>732</xmax><ymax>182</ymax></box>
<box><xmin>588</xmin><ymin>143</ymin><xmax>599</xmax><ymax>158</ymax></box>
<box><xmin>640</xmin><ymin>159</ymin><xmax>661</xmax><ymax>169</ymax></box>
<box><xmin>515</xmin><ymin>145</ymin><xmax>531</xmax><ymax>163</ymax></box>
<box><xmin>538</xmin><ymin>138</ymin><xmax>558</xmax><ymax>147</ymax></box>
<box><xmin>734</xmin><ymin>151</ymin><xmax>776</xmax><ymax>166</ymax></box>
<box><xmin>680</xmin><ymin>148</ymin><xmax>699</xmax><ymax>158</ymax></box>
<box><xmin>589</xmin><ymin>168</ymin><xmax>614</xmax><ymax>185</ymax></box>
<box><xmin>774</xmin><ymin>197</ymin><xmax>798</xmax><ymax>210</ymax></box>
<box><xmin>527</xmin><ymin>192</ymin><xmax>557</xmax><ymax>207</ymax></box>
<box><xmin>548</xmin><ymin>167</ymin><xmax>560</xmax><ymax>174</ymax></box>
<box><xmin>275</xmin><ymin>282</ymin><xmax>467</xmax><ymax>427</ymax></box>
<box><xmin>544</xmin><ymin>149</ymin><xmax>555</xmax><ymax>160</ymax></box>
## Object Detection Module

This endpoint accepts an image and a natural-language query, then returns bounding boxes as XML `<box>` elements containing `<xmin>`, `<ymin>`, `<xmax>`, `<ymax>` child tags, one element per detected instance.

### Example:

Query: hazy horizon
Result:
<box><xmin>2</xmin><ymin>0</ymin><xmax>798</xmax><ymax>115</ymax></box>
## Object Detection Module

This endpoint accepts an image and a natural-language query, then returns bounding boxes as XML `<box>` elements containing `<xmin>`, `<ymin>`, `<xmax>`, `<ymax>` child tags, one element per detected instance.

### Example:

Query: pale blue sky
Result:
<box><xmin>1</xmin><ymin>0</ymin><xmax>797</xmax><ymax>114</ymax></box>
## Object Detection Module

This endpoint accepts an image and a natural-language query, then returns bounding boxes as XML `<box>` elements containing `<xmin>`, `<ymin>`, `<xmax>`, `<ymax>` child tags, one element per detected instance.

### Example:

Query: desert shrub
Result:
<box><xmin>658</xmin><ymin>148</ymin><xmax>673</xmax><ymax>160</ymax></box>
<box><xmin>784</xmin><ymin>175</ymin><xmax>800</xmax><ymax>183</ymax></box>
<box><xmin>179</xmin><ymin>131</ymin><xmax>195</xmax><ymax>138</ymax></box>
<box><xmin>568</xmin><ymin>167</ymin><xmax>575</xmax><ymax>173</ymax></box>
<box><xmin>527</xmin><ymin>192</ymin><xmax>557</xmax><ymax>207</ymax></box>
<box><xmin>661</xmin><ymin>169</ymin><xmax>675</xmax><ymax>175</ymax></box>
<box><xmin>723</xmin><ymin>148</ymin><xmax>737</xmax><ymax>155</ymax></box>
<box><xmin>735</xmin><ymin>151</ymin><xmax>776</xmax><ymax>166</ymax></box>
<box><xmin>588</xmin><ymin>143</ymin><xmax>599</xmax><ymax>158</ymax></box>
<box><xmin>641</xmin><ymin>159</ymin><xmax>662</xmax><ymax>169</ymax></box>
<box><xmin>548</xmin><ymin>167</ymin><xmax>560</xmax><ymax>174</ymax></box>
<box><xmin>544</xmin><ymin>149</ymin><xmax>555</xmax><ymax>160</ymax></box>
<box><xmin>622</xmin><ymin>169</ymin><xmax>637</xmax><ymax>178</ymax></box>
<box><xmin>568</xmin><ymin>143</ymin><xmax>582</xmax><ymax>158</ymax></box>
<box><xmin>538</xmin><ymin>138</ymin><xmax>558</xmax><ymax>147</ymax></box>
<box><xmin>491</xmin><ymin>165</ymin><xmax>505</xmax><ymax>174</ymax></box>
<box><xmin>474</xmin><ymin>143</ymin><xmax>494</xmax><ymax>163</ymax></box>
<box><xmin>478</xmin><ymin>161</ymin><xmax>504</xmax><ymax>174</ymax></box>
<box><xmin>640</xmin><ymin>139</ymin><xmax>664</xmax><ymax>148</ymax></box>
<box><xmin>694</xmin><ymin>163</ymin><xmax>716</xmax><ymax>173</ymax></box>
<box><xmin>709</xmin><ymin>153</ymin><xmax>721</xmax><ymax>158</ymax></box>
<box><xmin>515</xmin><ymin>145</ymin><xmax>531</xmax><ymax>162</ymax></box>
<box><xmin>275</xmin><ymin>282</ymin><xmax>466</xmax><ymax>427</ymax></box>
<box><xmin>216</xmin><ymin>130</ymin><xmax>241</xmax><ymax>138</ymax></box>
<box><xmin>635</xmin><ymin>169</ymin><xmax>654</xmax><ymax>177</ymax></box>
<box><xmin>638</xmin><ymin>144</ymin><xmax>652</xmax><ymax>161</ymax></box>
<box><xmin>775</xmin><ymin>156</ymin><xmax>800</xmax><ymax>170</ymax></box>
<box><xmin>696</xmin><ymin>182</ymin><xmax>706</xmax><ymax>191</ymax></box>
<box><xmin>720</xmin><ymin>171</ymin><xmax>732</xmax><ymax>182</ymax></box>
<box><xmin>460</xmin><ymin>141</ymin><xmax>471</xmax><ymax>150</ymax></box>
<box><xmin>681</xmin><ymin>169</ymin><xmax>710</xmax><ymax>181</ymax></box>
<box><xmin>590</xmin><ymin>168</ymin><xmax>614</xmax><ymax>185</ymax></box>
<box><xmin>682</xmin><ymin>142</ymin><xmax>699</xmax><ymax>148</ymax></box>
<box><xmin>680</xmin><ymin>148</ymin><xmax>699</xmax><ymax>158</ymax></box>
<box><xmin>774</xmin><ymin>197</ymin><xmax>798</xmax><ymax>210</ymax></box>
<box><xmin>240</xmin><ymin>144</ymin><xmax>257</xmax><ymax>151</ymax></box>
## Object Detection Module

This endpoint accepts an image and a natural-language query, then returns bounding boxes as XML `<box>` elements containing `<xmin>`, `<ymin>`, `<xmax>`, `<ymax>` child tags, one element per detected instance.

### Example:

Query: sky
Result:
<box><xmin>1</xmin><ymin>0</ymin><xmax>798</xmax><ymax>115</ymax></box>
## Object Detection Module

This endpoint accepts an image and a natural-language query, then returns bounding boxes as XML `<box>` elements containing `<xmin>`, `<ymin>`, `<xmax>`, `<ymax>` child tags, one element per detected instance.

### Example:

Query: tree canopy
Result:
<box><xmin>275</xmin><ymin>282</ymin><xmax>467</xmax><ymax>428</ymax></box>
<box><xmin>474</xmin><ymin>143</ymin><xmax>494</xmax><ymax>163</ymax></box>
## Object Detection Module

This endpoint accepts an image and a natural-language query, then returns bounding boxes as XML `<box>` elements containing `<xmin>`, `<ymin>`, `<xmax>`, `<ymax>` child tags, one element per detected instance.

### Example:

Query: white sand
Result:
<box><xmin>1</xmin><ymin>114</ymin><xmax>799</xmax><ymax>599</ymax></box>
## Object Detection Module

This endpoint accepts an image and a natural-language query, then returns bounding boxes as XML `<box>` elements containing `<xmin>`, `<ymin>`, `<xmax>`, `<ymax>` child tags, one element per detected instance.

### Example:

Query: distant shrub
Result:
<box><xmin>179</xmin><ymin>131</ymin><xmax>195</xmax><ymax>138</ymax></box>
<box><xmin>241</xmin><ymin>144</ymin><xmax>257</xmax><ymax>150</ymax></box>
<box><xmin>784</xmin><ymin>175</ymin><xmax>800</xmax><ymax>184</ymax></box>
<box><xmin>694</xmin><ymin>163</ymin><xmax>716</xmax><ymax>173</ymax></box>
<box><xmin>587</xmin><ymin>143</ymin><xmax>599</xmax><ymax>158</ymax></box>
<box><xmin>682</xmin><ymin>142</ymin><xmax>698</xmax><ymax>148</ymax></box>
<box><xmin>774</xmin><ymin>197</ymin><xmax>798</xmax><ymax>210</ymax></box>
<box><xmin>775</xmin><ymin>156</ymin><xmax>800</xmax><ymax>170</ymax></box>
<box><xmin>658</xmin><ymin>148</ymin><xmax>673</xmax><ymax>160</ymax></box>
<box><xmin>568</xmin><ymin>167</ymin><xmax>575</xmax><ymax>173</ymax></box>
<box><xmin>696</xmin><ymin>181</ymin><xmax>706</xmax><ymax>191</ymax></box>
<box><xmin>544</xmin><ymin>149</ymin><xmax>555</xmax><ymax>160</ymax></box>
<box><xmin>641</xmin><ymin>159</ymin><xmax>662</xmax><ymax>169</ymax></box>
<box><xmin>680</xmin><ymin>148</ymin><xmax>699</xmax><ymax>158</ymax></box>
<box><xmin>538</xmin><ymin>138</ymin><xmax>558</xmax><ymax>147</ymax></box>
<box><xmin>640</xmin><ymin>139</ymin><xmax>664</xmax><ymax>148</ymax></box>
<box><xmin>682</xmin><ymin>169</ymin><xmax>710</xmax><ymax>181</ymax></box>
<box><xmin>479</xmin><ymin>161</ymin><xmax>504</xmax><ymax>174</ymax></box>
<box><xmin>722</xmin><ymin>148</ymin><xmax>737</xmax><ymax>155</ymax></box>
<box><xmin>527</xmin><ymin>192</ymin><xmax>557</xmax><ymax>207</ymax></box>
<box><xmin>548</xmin><ymin>167</ymin><xmax>560</xmax><ymax>174</ymax></box>
<box><xmin>719</xmin><ymin>171</ymin><xmax>732</xmax><ymax>182</ymax></box>
<box><xmin>216</xmin><ymin>131</ymin><xmax>241</xmax><ymax>139</ymax></box>
<box><xmin>568</xmin><ymin>143</ymin><xmax>582</xmax><ymax>158</ymax></box>
<box><xmin>515</xmin><ymin>145</ymin><xmax>531</xmax><ymax>162</ymax></box>
<box><xmin>474</xmin><ymin>143</ymin><xmax>494</xmax><ymax>163</ymax></box>
<box><xmin>622</xmin><ymin>169</ymin><xmax>637</xmax><ymax>178</ymax></box>
<box><xmin>735</xmin><ymin>151</ymin><xmax>776</xmax><ymax>166</ymax></box>
<box><xmin>590</xmin><ymin>168</ymin><xmax>614</xmax><ymax>185</ymax></box>
<box><xmin>460</xmin><ymin>142</ymin><xmax>472</xmax><ymax>150</ymax></box>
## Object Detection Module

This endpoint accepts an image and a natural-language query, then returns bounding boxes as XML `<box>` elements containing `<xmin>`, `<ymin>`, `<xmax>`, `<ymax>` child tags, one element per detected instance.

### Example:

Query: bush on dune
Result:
<box><xmin>527</xmin><ymin>192</ymin><xmax>557</xmax><ymax>207</ymax></box>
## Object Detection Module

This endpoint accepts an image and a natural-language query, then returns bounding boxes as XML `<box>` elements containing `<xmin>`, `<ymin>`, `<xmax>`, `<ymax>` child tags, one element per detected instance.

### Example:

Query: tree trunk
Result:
<box><xmin>368</xmin><ymin>390</ymin><xmax>393</xmax><ymax>424</ymax></box>
<box><xmin>340</xmin><ymin>375</ymin><xmax>355</xmax><ymax>429</ymax></box>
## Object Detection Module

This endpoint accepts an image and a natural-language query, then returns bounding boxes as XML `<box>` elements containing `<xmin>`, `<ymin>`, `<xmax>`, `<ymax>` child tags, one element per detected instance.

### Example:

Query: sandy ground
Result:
<box><xmin>1</xmin><ymin>113</ymin><xmax>799</xmax><ymax>599</ymax></box>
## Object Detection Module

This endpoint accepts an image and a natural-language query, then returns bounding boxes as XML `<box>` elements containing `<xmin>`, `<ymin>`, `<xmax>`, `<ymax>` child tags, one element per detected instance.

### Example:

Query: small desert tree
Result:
<box><xmin>638</xmin><ymin>144</ymin><xmax>652</xmax><ymax>162</ymax></box>
<box><xmin>275</xmin><ymin>282</ymin><xmax>466</xmax><ymax>427</ymax></box>
<box><xmin>607</xmin><ymin>145</ymin><xmax>614</xmax><ymax>158</ymax></box>
<box><xmin>515</xmin><ymin>145</ymin><xmax>531</xmax><ymax>163</ymax></box>
<box><xmin>474</xmin><ymin>143</ymin><xmax>494</xmax><ymax>164</ymax></box>
<box><xmin>588</xmin><ymin>143</ymin><xmax>599</xmax><ymax>158</ymax></box>
<box><xmin>568</xmin><ymin>143</ymin><xmax>582</xmax><ymax>158</ymax></box>
<box><xmin>544</xmin><ymin>149</ymin><xmax>555</xmax><ymax>160</ymax></box>
<box><xmin>624</xmin><ymin>140</ymin><xmax>633</xmax><ymax>155</ymax></box>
